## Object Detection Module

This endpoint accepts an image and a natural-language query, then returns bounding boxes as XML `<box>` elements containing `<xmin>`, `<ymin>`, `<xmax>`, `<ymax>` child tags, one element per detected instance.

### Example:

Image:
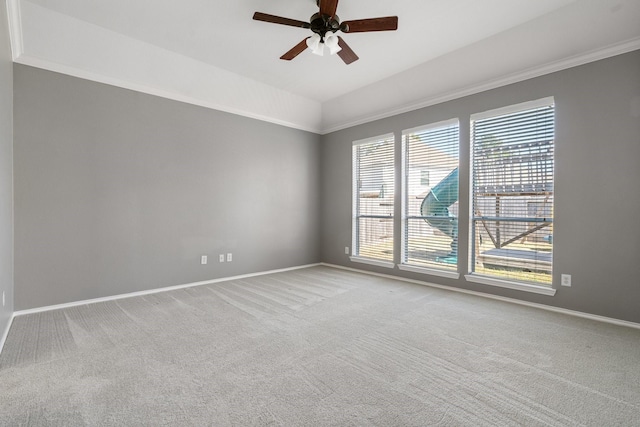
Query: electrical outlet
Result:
<box><xmin>201</xmin><ymin>255</ymin><xmax>207</xmax><ymax>265</ymax></box>
<box><xmin>561</xmin><ymin>274</ymin><xmax>572</xmax><ymax>287</ymax></box>
<box><xmin>219</xmin><ymin>254</ymin><xmax>225</xmax><ymax>263</ymax></box>
<box><xmin>345</xmin><ymin>246</ymin><xmax>349</xmax><ymax>254</ymax></box>
<box><xmin>227</xmin><ymin>253</ymin><xmax>232</xmax><ymax>262</ymax></box>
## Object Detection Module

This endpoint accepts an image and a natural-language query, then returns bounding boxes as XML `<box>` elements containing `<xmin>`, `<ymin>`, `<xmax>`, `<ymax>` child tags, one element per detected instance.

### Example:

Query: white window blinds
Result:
<box><xmin>470</xmin><ymin>98</ymin><xmax>555</xmax><ymax>285</ymax></box>
<box><xmin>402</xmin><ymin>120</ymin><xmax>459</xmax><ymax>271</ymax></box>
<box><xmin>352</xmin><ymin>134</ymin><xmax>395</xmax><ymax>262</ymax></box>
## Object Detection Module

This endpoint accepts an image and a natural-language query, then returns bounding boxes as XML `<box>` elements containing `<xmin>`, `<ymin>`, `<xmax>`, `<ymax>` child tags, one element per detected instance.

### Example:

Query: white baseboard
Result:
<box><xmin>10</xmin><ymin>261</ymin><xmax>639</xmax><ymax>331</ymax></box>
<box><xmin>13</xmin><ymin>263</ymin><xmax>322</xmax><ymax>317</ymax></box>
<box><xmin>0</xmin><ymin>313</ymin><xmax>15</xmax><ymax>356</ymax></box>
<box><xmin>321</xmin><ymin>263</ymin><xmax>640</xmax><ymax>330</ymax></box>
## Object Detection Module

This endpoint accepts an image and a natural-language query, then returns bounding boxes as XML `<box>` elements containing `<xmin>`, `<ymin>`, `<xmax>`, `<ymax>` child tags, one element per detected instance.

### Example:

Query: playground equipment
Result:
<box><xmin>472</xmin><ymin>138</ymin><xmax>554</xmax><ymax>268</ymax></box>
<box><xmin>420</xmin><ymin>168</ymin><xmax>459</xmax><ymax>255</ymax></box>
<box><xmin>418</xmin><ymin>155</ymin><xmax>553</xmax><ymax>272</ymax></box>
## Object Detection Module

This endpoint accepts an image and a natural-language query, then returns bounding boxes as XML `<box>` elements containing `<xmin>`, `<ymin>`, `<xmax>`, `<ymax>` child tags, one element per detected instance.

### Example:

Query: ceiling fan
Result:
<box><xmin>253</xmin><ymin>0</ymin><xmax>398</xmax><ymax>65</ymax></box>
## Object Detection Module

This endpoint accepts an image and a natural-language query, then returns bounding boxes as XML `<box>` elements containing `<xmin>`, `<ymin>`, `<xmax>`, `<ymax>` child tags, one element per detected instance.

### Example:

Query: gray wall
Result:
<box><xmin>321</xmin><ymin>50</ymin><xmax>640</xmax><ymax>324</ymax></box>
<box><xmin>0</xmin><ymin>1</ymin><xmax>13</xmax><ymax>336</ymax></box>
<box><xmin>14</xmin><ymin>65</ymin><xmax>321</xmax><ymax>310</ymax></box>
<box><xmin>10</xmin><ymin>50</ymin><xmax>640</xmax><ymax>324</ymax></box>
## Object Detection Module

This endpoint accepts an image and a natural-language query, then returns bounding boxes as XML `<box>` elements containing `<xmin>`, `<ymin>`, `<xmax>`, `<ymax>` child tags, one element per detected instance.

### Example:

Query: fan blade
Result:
<box><xmin>253</xmin><ymin>12</ymin><xmax>310</xmax><ymax>29</ymax></box>
<box><xmin>319</xmin><ymin>0</ymin><xmax>339</xmax><ymax>17</ymax></box>
<box><xmin>342</xmin><ymin>16</ymin><xmax>398</xmax><ymax>33</ymax></box>
<box><xmin>337</xmin><ymin>37</ymin><xmax>358</xmax><ymax>65</ymax></box>
<box><xmin>280</xmin><ymin>39</ymin><xmax>309</xmax><ymax>61</ymax></box>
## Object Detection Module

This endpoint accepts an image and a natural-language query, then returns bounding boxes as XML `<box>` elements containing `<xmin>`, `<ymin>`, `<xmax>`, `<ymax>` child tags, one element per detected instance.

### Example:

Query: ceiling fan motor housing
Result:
<box><xmin>309</xmin><ymin>13</ymin><xmax>341</xmax><ymax>38</ymax></box>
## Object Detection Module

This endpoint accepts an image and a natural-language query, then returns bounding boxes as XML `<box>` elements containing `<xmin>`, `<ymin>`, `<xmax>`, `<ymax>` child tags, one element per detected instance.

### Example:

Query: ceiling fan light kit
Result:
<box><xmin>306</xmin><ymin>33</ymin><xmax>323</xmax><ymax>56</ymax></box>
<box><xmin>253</xmin><ymin>0</ymin><xmax>398</xmax><ymax>64</ymax></box>
<box><xmin>306</xmin><ymin>32</ymin><xmax>341</xmax><ymax>56</ymax></box>
<box><xmin>324</xmin><ymin>32</ymin><xmax>342</xmax><ymax>55</ymax></box>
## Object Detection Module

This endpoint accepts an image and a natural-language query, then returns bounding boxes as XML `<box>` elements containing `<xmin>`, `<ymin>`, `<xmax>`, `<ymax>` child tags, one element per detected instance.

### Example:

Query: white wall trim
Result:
<box><xmin>1</xmin><ymin>0</ymin><xmax>18</xmax><ymax>361</ymax></box>
<box><xmin>13</xmin><ymin>263</ymin><xmax>321</xmax><ymax>317</ymax></box>
<box><xmin>470</xmin><ymin>96</ymin><xmax>554</xmax><ymax>122</ymax></box>
<box><xmin>349</xmin><ymin>256</ymin><xmax>395</xmax><ymax>269</ymax></box>
<box><xmin>401</xmin><ymin>118</ymin><xmax>460</xmax><ymax>138</ymax></box>
<box><xmin>352</xmin><ymin>132</ymin><xmax>395</xmax><ymax>147</ymax></box>
<box><xmin>0</xmin><ymin>313</ymin><xmax>15</xmax><ymax>356</ymax></box>
<box><xmin>5</xmin><ymin>0</ymin><xmax>23</xmax><ymax>60</ymax></box>
<box><xmin>5</xmin><ymin>262</ymin><xmax>640</xmax><ymax>355</ymax></box>
<box><xmin>321</xmin><ymin>263</ymin><xmax>640</xmax><ymax>330</ymax></box>
<box><xmin>14</xmin><ymin>55</ymin><xmax>322</xmax><ymax>135</ymax></box>
<box><xmin>464</xmin><ymin>274</ymin><xmax>556</xmax><ymax>296</ymax></box>
<box><xmin>9</xmin><ymin>0</ymin><xmax>640</xmax><ymax>136</ymax></box>
<box><xmin>398</xmin><ymin>264</ymin><xmax>460</xmax><ymax>280</ymax></box>
<box><xmin>321</xmin><ymin>37</ymin><xmax>640</xmax><ymax>134</ymax></box>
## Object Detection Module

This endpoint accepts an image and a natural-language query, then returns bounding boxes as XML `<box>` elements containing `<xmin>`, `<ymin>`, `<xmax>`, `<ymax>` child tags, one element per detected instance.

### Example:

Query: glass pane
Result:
<box><xmin>357</xmin><ymin>217</ymin><xmax>394</xmax><ymax>261</ymax></box>
<box><xmin>404</xmin><ymin>122</ymin><xmax>459</xmax><ymax>270</ymax></box>
<box><xmin>405</xmin><ymin>218</ymin><xmax>457</xmax><ymax>270</ymax></box>
<box><xmin>356</xmin><ymin>140</ymin><xmax>395</xmax><ymax>207</ymax></box>
<box><xmin>472</xmin><ymin>219</ymin><xmax>553</xmax><ymax>285</ymax></box>
<box><xmin>354</xmin><ymin>136</ymin><xmax>395</xmax><ymax>261</ymax></box>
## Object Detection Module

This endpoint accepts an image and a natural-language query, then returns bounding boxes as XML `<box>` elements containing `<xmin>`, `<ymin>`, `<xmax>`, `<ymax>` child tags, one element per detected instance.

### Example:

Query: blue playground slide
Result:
<box><xmin>420</xmin><ymin>168</ymin><xmax>458</xmax><ymax>253</ymax></box>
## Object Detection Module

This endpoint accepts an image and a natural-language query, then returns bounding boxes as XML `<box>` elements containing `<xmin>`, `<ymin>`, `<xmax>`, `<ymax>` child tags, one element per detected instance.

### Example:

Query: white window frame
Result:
<box><xmin>351</xmin><ymin>133</ymin><xmax>395</xmax><ymax>269</ymax></box>
<box><xmin>400</xmin><ymin>119</ymin><xmax>460</xmax><ymax>279</ymax></box>
<box><xmin>466</xmin><ymin>97</ymin><xmax>556</xmax><ymax>296</ymax></box>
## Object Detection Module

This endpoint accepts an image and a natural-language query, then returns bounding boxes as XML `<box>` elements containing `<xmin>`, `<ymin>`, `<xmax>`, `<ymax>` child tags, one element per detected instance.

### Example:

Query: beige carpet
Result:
<box><xmin>1</xmin><ymin>266</ymin><xmax>639</xmax><ymax>426</ymax></box>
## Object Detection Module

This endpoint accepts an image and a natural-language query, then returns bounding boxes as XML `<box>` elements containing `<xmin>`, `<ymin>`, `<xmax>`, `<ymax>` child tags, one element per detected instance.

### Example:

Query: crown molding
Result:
<box><xmin>10</xmin><ymin>0</ymin><xmax>323</xmax><ymax>135</ymax></box>
<box><xmin>14</xmin><ymin>54</ymin><xmax>323</xmax><ymax>135</ymax></box>
<box><xmin>7</xmin><ymin>0</ymin><xmax>640</xmax><ymax>136</ymax></box>
<box><xmin>320</xmin><ymin>38</ymin><xmax>640</xmax><ymax>135</ymax></box>
<box><xmin>6</xmin><ymin>0</ymin><xmax>23</xmax><ymax>60</ymax></box>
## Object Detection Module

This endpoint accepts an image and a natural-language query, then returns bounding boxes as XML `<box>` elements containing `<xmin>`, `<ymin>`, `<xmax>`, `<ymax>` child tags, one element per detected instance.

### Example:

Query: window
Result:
<box><xmin>352</xmin><ymin>134</ymin><xmax>395</xmax><ymax>266</ymax></box>
<box><xmin>401</xmin><ymin>120</ymin><xmax>459</xmax><ymax>277</ymax></box>
<box><xmin>469</xmin><ymin>98</ymin><xmax>555</xmax><ymax>289</ymax></box>
<box><xmin>420</xmin><ymin>170</ymin><xmax>430</xmax><ymax>186</ymax></box>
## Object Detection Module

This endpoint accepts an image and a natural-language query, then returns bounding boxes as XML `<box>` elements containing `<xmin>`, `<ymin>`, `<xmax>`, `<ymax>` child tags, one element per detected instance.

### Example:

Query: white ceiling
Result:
<box><xmin>7</xmin><ymin>0</ymin><xmax>640</xmax><ymax>133</ymax></box>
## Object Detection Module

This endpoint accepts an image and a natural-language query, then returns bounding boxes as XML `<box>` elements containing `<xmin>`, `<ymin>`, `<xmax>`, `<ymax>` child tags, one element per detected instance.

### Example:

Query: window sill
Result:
<box><xmin>350</xmin><ymin>256</ymin><xmax>395</xmax><ymax>269</ymax></box>
<box><xmin>464</xmin><ymin>274</ymin><xmax>556</xmax><ymax>296</ymax></box>
<box><xmin>398</xmin><ymin>264</ymin><xmax>460</xmax><ymax>280</ymax></box>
